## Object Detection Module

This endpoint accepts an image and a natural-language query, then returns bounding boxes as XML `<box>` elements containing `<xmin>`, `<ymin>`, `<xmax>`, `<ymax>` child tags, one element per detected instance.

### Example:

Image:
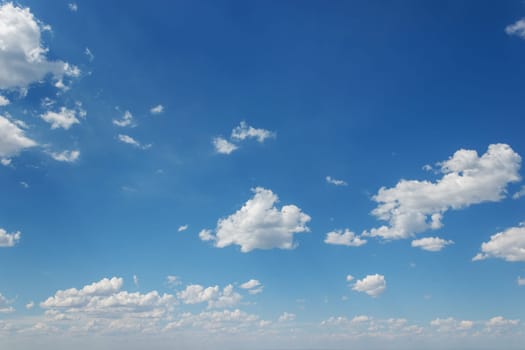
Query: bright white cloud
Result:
<box><xmin>240</xmin><ymin>279</ymin><xmax>261</xmax><ymax>290</ymax></box>
<box><xmin>231</xmin><ymin>121</ymin><xmax>275</xmax><ymax>143</ymax></box>
<box><xmin>49</xmin><ymin>149</ymin><xmax>80</xmax><ymax>163</ymax></box>
<box><xmin>177</xmin><ymin>284</ymin><xmax>241</xmax><ymax>309</ymax></box>
<box><xmin>150</xmin><ymin>104</ymin><xmax>164</xmax><ymax>115</ymax></box>
<box><xmin>117</xmin><ymin>134</ymin><xmax>151</xmax><ymax>149</ymax></box>
<box><xmin>326</xmin><ymin>176</ymin><xmax>348</xmax><ymax>186</ymax></box>
<box><xmin>473</xmin><ymin>225</ymin><xmax>525</xmax><ymax>262</ymax></box>
<box><xmin>198</xmin><ymin>229</ymin><xmax>215</xmax><ymax>241</ymax></box>
<box><xmin>278</xmin><ymin>312</ymin><xmax>296</xmax><ymax>322</ymax></box>
<box><xmin>201</xmin><ymin>187</ymin><xmax>311</xmax><ymax>252</ymax></box>
<box><xmin>0</xmin><ymin>228</ymin><xmax>21</xmax><ymax>247</ymax></box>
<box><xmin>411</xmin><ymin>237</ymin><xmax>454</xmax><ymax>252</ymax></box>
<box><xmin>213</xmin><ymin>137</ymin><xmax>238</xmax><ymax>154</ymax></box>
<box><xmin>324</xmin><ymin>229</ymin><xmax>367</xmax><ymax>247</ymax></box>
<box><xmin>178</xmin><ymin>224</ymin><xmax>189</xmax><ymax>232</ymax></box>
<box><xmin>513</xmin><ymin>186</ymin><xmax>525</xmax><ymax>199</ymax></box>
<box><xmin>0</xmin><ymin>115</ymin><xmax>37</xmax><ymax>158</ymax></box>
<box><xmin>505</xmin><ymin>18</ymin><xmax>525</xmax><ymax>39</ymax></box>
<box><xmin>0</xmin><ymin>95</ymin><xmax>9</xmax><ymax>106</ymax></box>
<box><xmin>0</xmin><ymin>3</ymin><xmax>79</xmax><ymax>89</ymax></box>
<box><xmin>362</xmin><ymin>144</ymin><xmax>521</xmax><ymax>240</ymax></box>
<box><xmin>0</xmin><ymin>293</ymin><xmax>14</xmax><ymax>313</ymax></box>
<box><xmin>352</xmin><ymin>274</ymin><xmax>386</xmax><ymax>297</ymax></box>
<box><xmin>112</xmin><ymin>111</ymin><xmax>134</xmax><ymax>127</ymax></box>
<box><xmin>41</xmin><ymin>107</ymin><xmax>82</xmax><ymax>129</ymax></box>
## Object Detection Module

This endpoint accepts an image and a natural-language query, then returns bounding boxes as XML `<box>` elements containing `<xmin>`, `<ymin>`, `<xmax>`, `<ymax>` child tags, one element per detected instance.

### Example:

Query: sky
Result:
<box><xmin>1</xmin><ymin>1</ymin><xmax>525</xmax><ymax>349</ymax></box>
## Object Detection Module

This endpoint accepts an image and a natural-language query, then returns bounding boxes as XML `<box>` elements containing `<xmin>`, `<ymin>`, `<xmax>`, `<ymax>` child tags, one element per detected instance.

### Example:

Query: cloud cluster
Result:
<box><xmin>213</xmin><ymin>121</ymin><xmax>274</xmax><ymax>154</ymax></box>
<box><xmin>200</xmin><ymin>187</ymin><xmax>311</xmax><ymax>252</ymax></box>
<box><xmin>177</xmin><ymin>284</ymin><xmax>241</xmax><ymax>309</ymax></box>
<box><xmin>473</xmin><ymin>224</ymin><xmax>525</xmax><ymax>262</ymax></box>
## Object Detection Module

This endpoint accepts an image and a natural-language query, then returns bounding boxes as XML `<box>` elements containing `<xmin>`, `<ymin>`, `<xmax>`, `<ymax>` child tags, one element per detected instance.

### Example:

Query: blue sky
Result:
<box><xmin>1</xmin><ymin>1</ymin><xmax>525</xmax><ymax>349</ymax></box>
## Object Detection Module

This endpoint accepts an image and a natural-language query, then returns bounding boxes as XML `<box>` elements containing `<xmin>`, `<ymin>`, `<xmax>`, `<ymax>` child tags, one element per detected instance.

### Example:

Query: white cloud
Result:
<box><xmin>485</xmin><ymin>316</ymin><xmax>519</xmax><ymax>328</ymax></box>
<box><xmin>113</xmin><ymin>111</ymin><xmax>134</xmax><ymax>127</ymax></box>
<box><xmin>0</xmin><ymin>95</ymin><xmax>9</xmax><ymax>106</ymax></box>
<box><xmin>411</xmin><ymin>237</ymin><xmax>454</xmax><ymax>252</ymax></box>
<box><xmin>0</xmin><ymin>115</ymin><xmax>37</xmax><ymax>158</ymax></box>
<box><xmin>166</xmin><ymin>275</ymin><xmax>180</xmax><ymax>287</ymax></box>
<box><xmin>505</xmin><ymin>18</ymin><xmax>525</xmax><ymax>39</ymax></box>
<box><xmin>213</xmin><ymin>137</ymin><xmax>238</xmax><ymax>154</ymax></box>
<box><xmin>231</xmin><ymin>121</ymin><xmax>275</xmax><ymax>143</ymax></box>
<box><xmin>0</xmin><ymin>3</ymin><xmax>79</xmax><ymax>89</ymax></box>
<box><xmin>240</xmin><ymin>279</ymin><xmax>261</xmax><ymax>290</ymax></box>
<box><xmin>177</xmin><ymin>284</ymin><xmax>242</xmax><ymax>309</ymax></box>
<box><xmin>0</xmin><ymin>293</ymin><xmax>14</xmax><ymax>313</ymax></box>
<box><xmin>117</xmin><ymin>134</ymin><xmax>151</xmax><ymax>149</ymax></box>
<box><xmin>201</xmin><ymin>187</ymin><xmax>311</xmax><ymax>252</ymax></box>
<box><xmin>278</xmin><ymin>312</ymin><xmax>296</xmax><ymax>322</ymax></box>
<box><xmin>513</xmin><ymin>186</ymin><xmax>525</xmax><ymax>199</ymax></box>
<box><xmin>352</xmin><ymin>274</ymin><xmax>386</xmax><ymax>297</ymax></box>
<box><xmin>363</xmin><ymin>144</ymin><xmax>521</xmax><ymax>240</ymax></box>
<box><xmin>25</xmin><ymin>301</ymin><xmax>34</xmax><ymax>309</ymax></box>
<box><xmin>517</xmin><ymin>277</ymin><xmax>525</xmax><ymax>286</ymax></box>
<box><xmin>473</xmin><ymin>225</ymin><xmax>525</xmax><ymax>262</ymax></box>
<box><xmin>178</xmin><ymin>224</ymin><xmax>189</xmax><ymax>232</ymax></box>
<box><xmin>0</xmin><ymin>228</ymin><xmax>21</xmax><ymax>247</ymax></box>
<box><xmin>430</xmin><ymin>317</ymin><xmax>474</xmax><ymax>332</ymax></box>
<box><xmin>1</xmin><ymin>158</ymin><xmax>11</xmax><ymax>166</ymax></box>
<box><xmin>165</xmin><ymin>309</ymin><xmax>262</xmax><ymax>332</ymax></box>
<box><xmin>326</xmin><ymin>176</ymin><xmax>348</xmax><ymax>186</ymax></box>
<box><xmin>68</xmin><ymin>3</ymin><xmax>78</xmax><ymax>12</ymax></box>
<box><xmin>41</xmin><ymin>107</ymin><xmax>81</xmax><ymax>129</ymax></box>
<box><xmin>346</xmin><ymin>275</ymin><xmax>354</xmax><ymax>282</ymax></box>
<box><xmin>150</xmin><ymin>104</ymin><xmax>164</xmax><ymax>115</ymax></box>
<box><xmin>49</xmin><ymin>149</ymin><xmax>80</xmax><ymax>162</ymax></box>
<box><xmin>324</xmin><ymin>229</ymin><xmax>367</xmax><ymax>247</ymax></box>
<box><xmin>199</xmin><ymin>229</ymin><xmax>215</xmax><ymax>241</ymax></box>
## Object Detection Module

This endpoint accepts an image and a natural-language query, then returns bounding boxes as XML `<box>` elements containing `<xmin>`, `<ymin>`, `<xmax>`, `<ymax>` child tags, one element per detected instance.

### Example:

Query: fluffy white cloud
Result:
<box><xmin>352</xmin><ymin>274</ymin><xmax>386</xmax><ymax>297</ymax></box>
<box><xmin>0</xmin><ymin>3</ymin><xmax>79</xmax><ymax>89</ymax></box>
<box><xmin>278</xmin><ymin>312</ymin><xmax>296</xmax><ymax>322</ymax></box>
<box><xmin>49</xmin><ymin>149</ymin><xmax>79</xmax><ymax>162</ymax></box>
<box><xmin>324</xmin><ymin>229</ymin><xmax>367</xmax><ymax>247</ymax></box>
<box><xmin>363</xmin><ymin>144</ymin><xmax>521</xmax><ymax>240</ymax></box>
<box><xmin>201</xmin><ymin>187</ymin><xmax>311</xmax><ymax>252</ymax></box>
<box><xmin>150</xmin><ymin>105</ymin><xmax>164</xmax><ymax>115</ymax></box>
<box><xmin>430</xmin><ymin>317</ymin><xmax>474</xmax><ymax>332</ymax></box>
<box><xmin>41</xmin><ymin>107</ymin><xmax>83</xmax><ymax>129</ymax></box>
<box><xmin>325</xmin><ymin>176</ymin><xmax>348</xmax><ymax>186</ymax></box>
<box><xmin>113</xmin><ymin>111</ymin><xmax>134</xmax><ymax>127</ymax></box>
<box><xmin>213</xmin><ymin>137</ymin><xmax>238</xmax><ymax>154</ymax></box>
<box><xmin>240</xmin><ymin>279</ymin><xmax>263</xmax><ymax>295</ymax></box>
<box><xmin>198</xmin><ymin>229</ymin><xmax>215</xmax><ymax>241</ymax></box>
<box><xmin>177</xmin><ymin>284</ymin><xmax>241</xmax><ymax>309</ymax></box>
<box><xmin>0</xmin><ymin>115</ymin><xmax>37</xmax><ymax>158</ymax></box>
<box><xmin>25</xmin><ymin>301</ymin><xmax>34</xmax><ymax>309</ymax></box>
<box><xmin>178</xmin><ymin>224</ymin><xmax>188</xmax><ymax>232</ymax></box>
<box><xmin>0</xmin><ymin>228</ymin><xmax>21</xmax><ymax>247</ymax></box>
<box><xmin>231</xmin><ymin>121</ymin><xmax>275</xmax><ymax>143</ymax></box>
<box><xmin>117</xmin><ymin>134</ymin><xmax>151</xmax><ymax>149</ymax></box>
<box><xmin>0</xmin><ymin>95</ymin><xmax>9</xmax><ymax>106</ymax></box>
<box><xmin>485</xmin><ymin>316</ymin><xmax>519</xmax><ymax>328</ymax></box>
<box><xmin>473</xmin><ymin>225</ymin><xmax>525</xmax><ymax>262</ymax></box>
<box><xmin>505</xmin><ymin>18</ymin><xmax>525</xmax><ymax>39</ymax></box>
<box><xmin>411</xmin><ymin>237</ymin><xmax>454</xmax><ymax>252</ymax></box>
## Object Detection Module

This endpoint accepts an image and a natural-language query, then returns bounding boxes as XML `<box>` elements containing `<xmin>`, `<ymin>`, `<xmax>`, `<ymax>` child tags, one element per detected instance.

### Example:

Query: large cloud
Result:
<box><xmin>0</xmin><ymin>3</ymin><xmax>79</xmax><ymax>90</ymax></box>
<box><xmin>0</xmin><ymin>115</ymin><xmax>37</xmax><ymax>158</ymax></box>
<box><xmin>200</xmin><ymin>187</ymin><xmax>311</xmax><ymax>252</ymax></box>
<box><xmin>363</xmin><ymin>144</ymin><xmax>521</xmax><ymax>240</ymax></box>
<box><xmin>473</xmin><ymin>225</ymin><xmax>525</xmax><ymax>262</ymax></box>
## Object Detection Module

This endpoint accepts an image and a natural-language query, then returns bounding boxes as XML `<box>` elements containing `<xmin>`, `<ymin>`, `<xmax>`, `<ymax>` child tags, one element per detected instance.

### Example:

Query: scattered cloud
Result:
<box><xmin>346</xmin><ymin>275</ymin><xmax>354</xmax><ymax>282</ymax></box>
<box><xmin>0</xmin><ymin>95</ymin><xmax>9</xmax><ymax>106</ymax></box>
<box><xmin>0</xmin><ymin>293</ymin><xmax>14</xmax><ymax>313</ymax></box>
<box><xmin>177</xmin><ymin>284</ymin><xmax>242</xmax><ymax>309</ymax></box>
<box><xmin>0</xmin><ymin>115</ymin><xmax>37</xmax><ymax>158</ymax></box>
<box><xmin>49</xmin><ymin>150</ymin><xmax>80</xmax><ymax>162</ymax></box>
<box><xmin>113</xmin><ymin>111</ymin><xmax>134</xmax><ymax>127</ymax></box>
<box><xmin>25</xmin><ymin>301</ymin><xmax>35</xmax><ymax>310</ymax></box>
<box><xmin>473</xmin><ymin>224</ymin><xmax>525</xmax><ymax>262</ymax></box>
<box><xmin>505</xmin><ymin>18</ymin><xmax>525</xmax><ymax>39</ymax></box>
<box><xmin>41</xmin><ymin>107</ymin><xmax>83</xmax><ymax>129</ymax></box>
<box><xmin>362</xmin><ymin>144</ymin><xmax>521</xmax><ymax>240</ymax></box>
<box><xmin>213</xmin><ymin>137</ymin><xmax>238</xmax><ymax>154</ymax></box>
<box><xmin>411</xmin><ymin>237</ymin><xmax>454</xmax><ymax>252</ymax></box>
<box><xmin>231</xmin><ymin>121</ymin><xmax>275</xmax><ymax>143</ymax></box>
<box><xmin>0</xmin><ymin>228</ymin><xmax>21</xmax><ymax>247</ymax></box>
<box><xmin>68</xmin><ymin>3</ymin><xmax>78</xmax><ymax>12</ymax></box>
<box><xmin>150</xmin><ymin>104</ymin><xmax>164</xmax><ymax>115</ymax></box>
<box><xmin>325</xmin><ymin>176</ymin><xmax>348</xmax><ymax>186</ymax></box>
<box><xmin>351</xmin><ymin>274</ymin><xmax>386</xmax><ymax>297</ymax></box>
<box><xmin>200</xmin><ymin>187</ymin><xmax>311</xmax><ymax>252</ymax></box>
<box><xmin>117</xmin><ymin>134</ymin><xmax>151</xmax><ymax>149</ymax></box>
<box><xmin>278</xmin><ymin>312</ymin><xmax>296</xmax><ymax>322</ymax></box>
<box><xmin>166</xmin><ymin>275</ymin><xmax>180</xmax><ymax>287</ymax></box>
<box><xmin>430</xmin><ymin>317</ymin><xmax>474</xmax><ymax>332</ymax></box>
<box><xmin>513</xmin><ymin>186</ymin><xmax>525</xmax><ymax>199</ymax></box>
<box><xmin>178</xmin><ymin>225</ymin><xmax>189</xmax><ymax>232</ymax></box>
<box><xmin>0</xmin><ymin>3</ymin><xmax>79</xmax><ymax>89</ymax></box>
<box><xmin>324</xmin><ymin>229</ymin><xmax>367</xmax><ymax>247</ymax></box>
<box><xmin>240</xmin><ymin>279</ymin><xmax>263</xmax><ymax>295</ymax></box>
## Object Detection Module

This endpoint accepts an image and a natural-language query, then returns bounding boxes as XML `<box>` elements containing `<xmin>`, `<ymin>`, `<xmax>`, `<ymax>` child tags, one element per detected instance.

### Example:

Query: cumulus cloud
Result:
<box><xmin>0</xmin><ymin>3</ymin><xmax>79</xmax><ymax>90</ymax></box>
<box><xmin>41</xmin><ymin>106</ymin><xmax>85</xmax><ymax>129</ymax></box>
<box><xmin>117</xmin><ymin>134</ymin><xmax>151</xmax><ymax>149</ymax></box>
<box><xmin>0</xmin><ymin>95</ymin><xmax>9</xmax><ymax>106</ymax></box>
<box><xmin>324</xmin><ymin>229</ymin><xmax>367</xmax><ymax>247</ymax></box>
<box><xmin>177</xmin><ymin>284</ymin><xmax>241</xmax><ymax>309</ymax></box>
<box><xmin>430</xmin><ymin>317</ymin><xmax>474</xmax><ymax>332</ymax></box>
<box><xmin>351</xmin><ymin>274</ymin><xmax>386</xmax><ymax>297</ymax></box>
<box><xmin>200</xmin><ymin>187</ymin><xmax>311</xmax><ymax>252</ymax></box>
<box><xmin>113</xmin><ymin>111</ymin><xmax>134</xmax><ymax>127</ymax></box>
<box><xmin>326</xmin><ymin>176</ymin><xmax>348</xmax><ymax>186</ymax></box>
<box><xmin>0</xmin><ymin>115</ymin><xmax>37</xmax><ymax>158</ymax></box>
<box><xmin>485</xmin><ymin>316</ymin><xmax>519</xmax><ymax>328</ymax></box>
<box><xmin>0</xmin><ymin>293</ymin><xmax>14</xmax><ymax>313</ymax></box>
<box><xmin>49</xmin><ymin>149</ymin><xmax>79</xmax><ymax>162</ymax></box>
<box><xmin>150</xmin><ymin>105</ymin><xmax>164</xmax><ymax>115</ymax></box>
<box><xmin>362</xmin><ymin>144</ymin><xmax>521</xmax><ymax>240</ymax></box>
<box><xmin>473</xmin><ymin>224</ymin><xmax>525</xmax><ymax>262</ymax></box>
<box><xmin>25</xmin><ymin>301</ymin><xmax>35</xmax><ymax>309</ymax></box>
<box><xmin>213</xmin><ymin>137</ymin><xmax>238</xmax><ymax>154</ymax></box>
<box><xmin>240</xmin><ymin>279</ymin><xmax>263</xmax><ymax>295</ymax></box>
<box><xmin>231</xmin><ymin>121</ymin><xmax>275</xmax><ymax>143</ymax></box>
<box><xmin>278</xmin><ymin>312</ymin><xmax>296</xmax><ymax>322</ymax></box>
<box><xmin>178</xmin><ymin>224</ymin><xmax>188</xmax><ymax>232</ymax></box>
<box><xmin>411</xmin><ymin>237</ymin><xmax>454</xmax><ymax>252</ymax></box>
<box><xmin>505</xmin><ymin>18</ymin><xmax>525</xmax><ymax>39</ymax></box>
<box><xmin>0</xmin><ymin>228</ymin><xmax>21</xmax><ymax>247</ymax></box>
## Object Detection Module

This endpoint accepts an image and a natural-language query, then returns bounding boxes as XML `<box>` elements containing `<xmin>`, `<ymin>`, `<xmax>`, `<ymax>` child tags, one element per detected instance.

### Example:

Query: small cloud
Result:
<box><xmin>133</xmin><ymin>275</ymin><xmax>139</xmax><ymax>287</ymax></box>
<box><xmin>505</xmin><ymin>18</ymin><xmax>525</xmax><ymax>39</ymax></box>
<box><xmin>166</xmin><ymin>275</ymin><xmax>181</xmax><ymax>287</ymax></box>
<box><xmin>117</xmin><ymin>134</ymin><xmax>151</xmax><ymax>150</ymax></box>
<box><xmin>518</xmin><ymin>277</ymin><xmax>525</xmax><ymax>286</ymax></box>
<box><xmin>113</xmin><ymin>111</ymin><xmax>134</xmax><ymax>127</ymax></box>
<box><xmin>178</xmin><ymin>224</ymin><xmax>189</xmax><ymax>232</ymax></box>
<box><xmin>213</xmin><ymin>137</ymin><xmax>238</xmax><ymax>154</ymax></box>
<box><xmin>0</xmin><ymin>228</ymin><xmax>21</xmax><ymax>248</ymax></box>
<box><xmin>85</xmin><ymin>47</ymin><xmax>94</xmax><ymax>61</ymax></box>
<box><xmin>1</xmin><ymin>158</ymin><xmax>11</xmax><ymax>166</ymax></box>
<box><xmin>422</xmin><ymin>164</ymin><xmax>433</xmax><ymax>172</ymax></box>
<box><xmin>49</xmin><ymin>150</ymin><xmax>80</xmax><ymax>163</ymax></box>
<box><xmin>20</xmin><ymin>181</ymin><xmax>29</xmax><ymax>188</ymax></box>
<box><xmin>0</xmin><ymin>95</ymin><xmax>9</xmax><ymax>106</ymax></box>
<box><xmin>346</xmin><ymin>275</ymin><xmax>354</xmax><ymax>282</ymax></box>
<box><xmin>278</xmin><ymin>312</ymin><xmax>296</xmax><ymax>322</ymax></box>
<box><xmin>25</xmin><ymin>301</ymin><xmax>35</xmax><ymax>309</ymax></box>
<box><xmin>68</xmin><ymin>3</ymin><xmax>78</xmax><ymax>12</ymax></box>
<box><xmin>198</xmin><ymin>229</ymin><xmax>215</xmax><ymax>242</ymax></box>
<box><xmin>325</xmin><ymin>176</ymin><xmax>348</xmax><ymax>186</ymax></box>
<box><xmin>231</xmin><ymin>121</ymin><xmax>275</xmax><ymax>143</ymax></box>
<box><xmin>351</xmin><ymin>274</ymin><xmax>386</xmax><ymax>297</ymax></box>
<box><xmin>411</xmin><ymin>237</ymin><xmax>454</xmax><ymax>252</ymax></box>
<box><xmin>240</xmin><ymin>279</ymin><xmax>264</xmax><ymax>294</ymax></box>
<box><xmin>513</xmin><ymin>186</ymin><xmax>525</xmax><ymax>199</ymax></box>
<box><xmin>150</xmin><ymin>104</ymin><xmax>164</xmax><ymax>115</ymax></box>
<box><xmin>41</xmin><ymin>107</ymin><xmax>82</xmax><ymax>130</ymax></box>
<box><xmin>324</xmin><ymin>229</ymin><xmax>366</xmax><ymax>247</ymax></box>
